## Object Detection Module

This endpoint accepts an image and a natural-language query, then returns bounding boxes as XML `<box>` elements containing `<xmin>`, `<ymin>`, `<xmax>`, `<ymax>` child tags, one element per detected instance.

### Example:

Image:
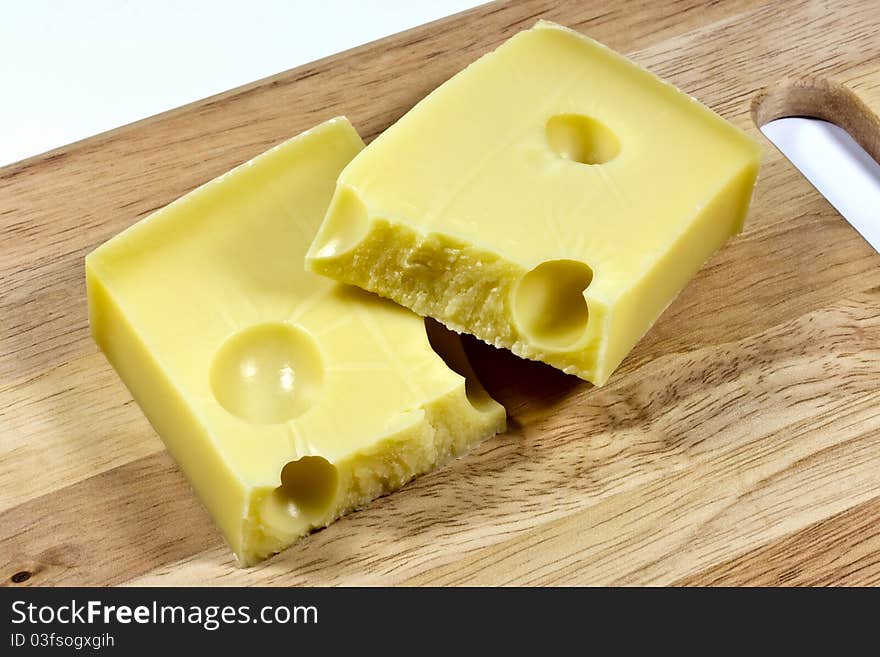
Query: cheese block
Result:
<box><xmin>86</xmin><ymin>117</ymin><xmax>505</xmax><ymax>566</ymax></box>
<box><xmin>306</xmin><ymin>21</ymin><xmax>762</xmax><ymax>385</ymax></box>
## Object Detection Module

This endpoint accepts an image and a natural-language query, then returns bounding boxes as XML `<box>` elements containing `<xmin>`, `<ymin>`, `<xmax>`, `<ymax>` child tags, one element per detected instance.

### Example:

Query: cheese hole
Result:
<box><xmin>279</xmin><ymin>456</ymin><xmax>338</xmax><ymax>516</ymax></box>
<box><xmin>513</xmin><ymin>260</ymin><xmax>593</xmax><ymax>350</ymax></box>
<box><xmin>423</xmin><ymin>317</ymin><xmax>497</xmax><ymax>414</ymax></box>
<box><xmin>310</xmin><ymin>186</ymin><xmax>369</xmax><ymax>259</ymax></box>
<box><xmin>546</xmin><ymin>114</ymin><xmax>620</xmax><ymax>164</ymax></box>
<box><xmin>211</xmin><ymin>323</ymin><xmax>323</xmax><ymax>424</ymax></box>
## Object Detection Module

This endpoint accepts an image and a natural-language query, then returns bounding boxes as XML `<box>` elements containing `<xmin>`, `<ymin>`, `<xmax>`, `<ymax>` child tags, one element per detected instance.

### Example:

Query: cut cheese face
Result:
<box><xmin>86</xmin><ymin>118</ymin><xmax>505</xmax><ymax>566</ymax></box>
<box><xmin>306</xmin><ymin>22</ymin><xmax>762</xmax><ymax>385</ymax></box>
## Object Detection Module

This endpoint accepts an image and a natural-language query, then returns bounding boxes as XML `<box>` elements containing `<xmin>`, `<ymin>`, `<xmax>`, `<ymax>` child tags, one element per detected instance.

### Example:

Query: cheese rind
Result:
<box><xmin>86</xmin><ymin>118</ymin><xmax>505</xmax><ymax>566</ymax></box>
<box><xmin>306</xmin><ymin>22</ymin><xmax>762</xmax><ymax>384</ymax></box>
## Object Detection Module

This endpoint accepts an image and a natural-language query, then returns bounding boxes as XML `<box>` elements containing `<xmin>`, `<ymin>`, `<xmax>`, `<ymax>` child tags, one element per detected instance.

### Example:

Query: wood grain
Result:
<box><xmin>2</xmin><ymin>0</ymin><xmax>880</xmax><ymax>586</ymax></box>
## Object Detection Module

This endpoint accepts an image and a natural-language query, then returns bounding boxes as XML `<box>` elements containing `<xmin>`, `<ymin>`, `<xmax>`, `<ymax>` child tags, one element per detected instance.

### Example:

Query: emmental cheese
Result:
<box><xmin>306</xmin><ymin>21</ymin><xmax>762</xmax><ymax>385</ymax></box>
<box><xmin>86</xmin><ymin>118</ymin><xmax>505</xmax><ymax>566</ymax></box>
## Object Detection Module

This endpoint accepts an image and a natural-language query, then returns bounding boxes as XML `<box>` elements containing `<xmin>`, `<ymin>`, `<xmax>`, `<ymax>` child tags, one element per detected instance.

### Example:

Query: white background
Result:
<box><xmin>1</xmin><ymin>0</ymin><xmax>877</xmax><ymax>249</ymax></box>
<box><xmin>0</xmin><ymin>0</ymin><xmax>487</xmax><ymax>165</ymax></box>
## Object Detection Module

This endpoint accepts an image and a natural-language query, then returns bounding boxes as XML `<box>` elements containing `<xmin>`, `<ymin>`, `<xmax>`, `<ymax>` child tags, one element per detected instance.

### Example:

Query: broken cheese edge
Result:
<box><xmin>86</xmin><ymin>118</ymin><xmax>505</xmax><ymax>566</ymax></box>
<box><xmin>306</xmin><ymin>21</ymin><xmax>762</xmax><ymax>385</ymax></box>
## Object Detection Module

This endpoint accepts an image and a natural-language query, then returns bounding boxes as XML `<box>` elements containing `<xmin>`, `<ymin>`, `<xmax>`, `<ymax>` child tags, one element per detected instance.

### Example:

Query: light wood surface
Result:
<box><xmin>2</xmin><ymin>0</ymin><xmax>880</xmax><ymax>587</ymax></box>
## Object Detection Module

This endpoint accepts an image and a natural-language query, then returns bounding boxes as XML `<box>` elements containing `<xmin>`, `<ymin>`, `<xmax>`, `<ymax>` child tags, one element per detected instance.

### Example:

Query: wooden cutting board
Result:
<box><xmin>2</xmin><ymin>0</ymin><xmax>880</xmax><ymax>587</ymax></box>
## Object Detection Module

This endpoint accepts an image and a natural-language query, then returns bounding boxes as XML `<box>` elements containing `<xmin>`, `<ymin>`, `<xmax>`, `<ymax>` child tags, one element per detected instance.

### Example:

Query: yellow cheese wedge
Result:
<box><xmin>86</xmin><ymin>118</ymin><xmax>505</xmax><ymax>566</ymax></box>
<box><xmin>306</xmin><ymin>21</ymin><xmax>761</xmax><ymax>385</ymax></box>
